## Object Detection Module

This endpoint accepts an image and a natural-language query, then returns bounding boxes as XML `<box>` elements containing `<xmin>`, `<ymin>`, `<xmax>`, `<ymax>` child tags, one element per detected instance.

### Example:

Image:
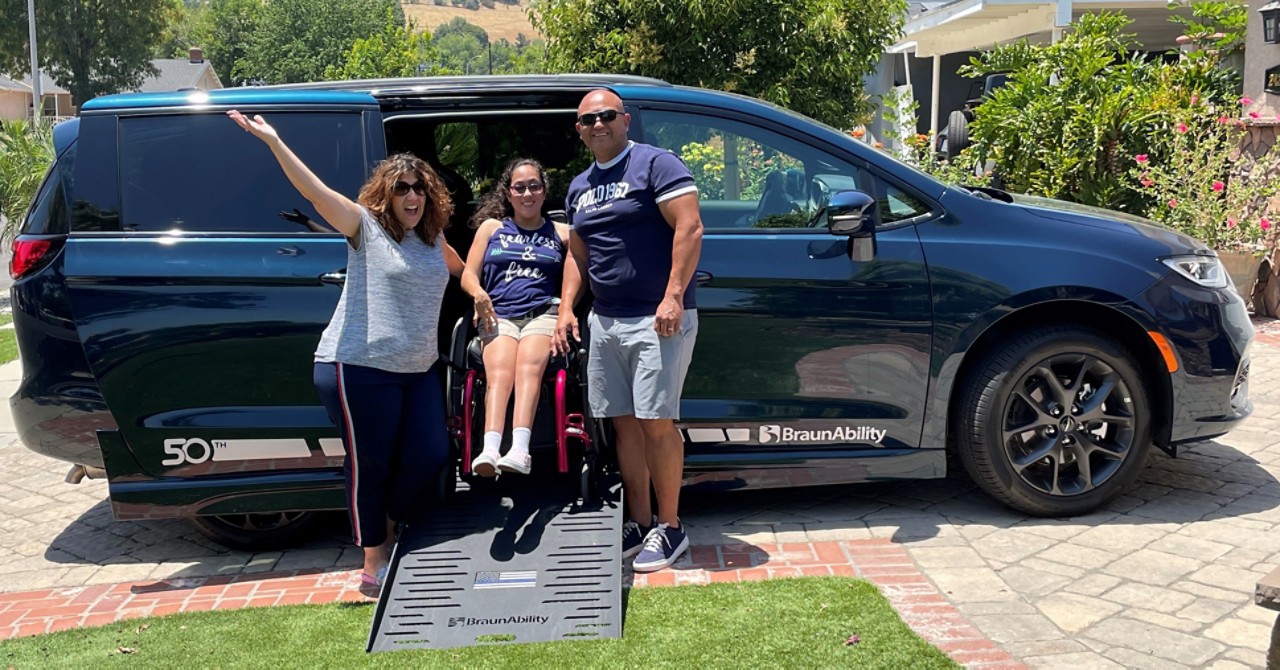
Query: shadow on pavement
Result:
<box><xmin>34</xmin><ymin>437</ymin><xmax>1276</xmax><ymax>581</ymax></box>
<box><xmin>677</xmin><ymin>437</ymin><xmax>1280</xmax><ymax>545</ymax></box>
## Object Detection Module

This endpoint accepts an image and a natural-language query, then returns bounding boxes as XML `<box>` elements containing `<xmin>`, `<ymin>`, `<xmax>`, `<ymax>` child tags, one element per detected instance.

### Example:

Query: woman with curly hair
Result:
<box><xmin>461</xmin><ymin>158</ymin><xmax>570</xmax><ymax>477</ymax></box>
<box><xmin>228</xmin><ymin>110</ymin><xmax>465</xmax><ymax>589</ymax></box>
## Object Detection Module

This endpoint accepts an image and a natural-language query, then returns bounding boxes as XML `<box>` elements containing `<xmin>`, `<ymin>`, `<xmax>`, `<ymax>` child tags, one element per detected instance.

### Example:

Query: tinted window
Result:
<box><xmin>642</xmin><ymin>110</ymin><xmax>930</xmax><ymax>230</ymax></box>
<box><xmin>20</xmin><ymin>144</ymin><xmax>73</xmax><ymax>236</ymax></box>
<box><xmin>118</xmin><ymin>113</ymin><xmax>366</xmax><ymax>233</ymax></box>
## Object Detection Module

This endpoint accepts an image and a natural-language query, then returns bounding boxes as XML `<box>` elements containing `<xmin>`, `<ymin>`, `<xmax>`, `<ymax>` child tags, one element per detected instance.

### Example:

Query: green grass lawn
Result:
<box><xmin>0</xmin><ymin>577</ymin><xmax>958</xmax><ymax>669</ymax></box>
<box><xmin>0</xmin><ymin>313</ymin><xmax>15</xmax><ymax>365</ymax></box>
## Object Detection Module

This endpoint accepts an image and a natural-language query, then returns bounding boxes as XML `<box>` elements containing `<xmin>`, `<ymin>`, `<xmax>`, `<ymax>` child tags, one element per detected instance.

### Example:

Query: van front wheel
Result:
<box><xmin>954</xmin><ymin>325</ymin><xmax>1152</xmax><ymax>517</ymax></box>
<box><xmin>188</xmin><ymin>511</ymin><xmax>322</xmax><ymax>551</ymax></box>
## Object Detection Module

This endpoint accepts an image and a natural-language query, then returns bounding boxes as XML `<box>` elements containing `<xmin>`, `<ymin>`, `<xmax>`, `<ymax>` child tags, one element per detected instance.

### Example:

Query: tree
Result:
<box><xmin>325</xmin><ymin>18</ymin><xmax>444</xmax><ymax>80</ymax></box>
<box><xmin>435</xmin><ymin>16</ymin><xmax>489</xmax><ymax>47</ymax></box>
<box><xmin>0</xmin><ymin>0</ymin><xmax>173</xmax><ymax>106</ymax></box>
<box><xmin>236</xmin><ymin>0</ymin><xmax>404</xmax><ymax>84</ymax></box>
<box><xmin>529</xmin><ymin>0</ymin><xmax>906</xmax><ymax>128</ymax></box>
<box><xmin>154</xmin><ymin>0</ymin><xmax>210</xmax><ymax>59</ymax></box>
<box><xmin>201</xmin><ymin>0</ymin><xmax>263</xmax><ymax>86</ymax></box>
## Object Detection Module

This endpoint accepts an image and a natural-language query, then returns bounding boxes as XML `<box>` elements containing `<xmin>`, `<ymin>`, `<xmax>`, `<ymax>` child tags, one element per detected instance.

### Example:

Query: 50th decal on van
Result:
<box><xmin>160</xmin><ymin>438</ymin><xmax>317</xmax><ymax>465</ymax></box>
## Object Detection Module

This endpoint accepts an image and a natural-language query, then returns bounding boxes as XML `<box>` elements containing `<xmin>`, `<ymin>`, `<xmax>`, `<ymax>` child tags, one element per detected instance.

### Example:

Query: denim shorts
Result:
<box><xmin>586</xmin><ymin>310</ymin><xmax>698</xmax><ymax>420</ymax></box>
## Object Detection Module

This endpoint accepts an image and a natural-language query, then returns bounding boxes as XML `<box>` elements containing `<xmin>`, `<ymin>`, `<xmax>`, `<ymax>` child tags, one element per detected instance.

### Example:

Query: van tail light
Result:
<box><xmin>10</xmin><ymin>235</ymin><xmax>64</xmax><ymax>280</ymax></box>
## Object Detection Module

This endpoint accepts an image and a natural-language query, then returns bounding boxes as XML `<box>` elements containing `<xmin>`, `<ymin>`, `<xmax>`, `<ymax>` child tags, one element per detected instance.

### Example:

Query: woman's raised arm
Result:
<box><xmin>227</xmin><ymin>110</ymin><xmax>362</xmax><ymax>237</ymax></box>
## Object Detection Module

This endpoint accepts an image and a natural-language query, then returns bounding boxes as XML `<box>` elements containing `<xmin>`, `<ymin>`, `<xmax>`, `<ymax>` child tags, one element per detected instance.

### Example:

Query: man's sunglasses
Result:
<box><xmin>392</xmin><ymin>180</ymin><xmax>427</xmax><ymax>196</ymax></box>
<box><xmin>510</xmin><ymin>182</ymin><xmax>545</xmax><ymax>195</ymax></box>
<box><xmin>577</xmin><ymin>109</ymin><xmax>621</xmax><ymax>126</ymax></box>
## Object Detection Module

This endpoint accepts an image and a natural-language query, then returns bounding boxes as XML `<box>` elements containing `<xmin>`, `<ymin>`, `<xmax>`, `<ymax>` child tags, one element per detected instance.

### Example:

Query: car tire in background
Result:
<box><xmin>953</xmin><ymin>325</ymin><xmax>1152</xmax><ymax>517</ymax></box>
<box><xmin>188</xmin><ymin>511</ymin><xmax>324</xmax><ymax>551</ymax></box>
<box><xmin>944</xmin><ymin>110</ymin><xmax>970</xmax><ymax>160</ymax></box>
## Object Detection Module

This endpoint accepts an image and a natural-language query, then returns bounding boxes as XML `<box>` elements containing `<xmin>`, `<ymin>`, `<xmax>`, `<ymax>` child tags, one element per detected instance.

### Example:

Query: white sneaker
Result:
<box><xmin>471</xmin><ymin>450</ymin><xmax>499</xmax><ymax>477</ymax></box>
<box><xmin>496</xmin><ymin>451</ymin><xmax>531</xmax><ymax>475</ymax></box>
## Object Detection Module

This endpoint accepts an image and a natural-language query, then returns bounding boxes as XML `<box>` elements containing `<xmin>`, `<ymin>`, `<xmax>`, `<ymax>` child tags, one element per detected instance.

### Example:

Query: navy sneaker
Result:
<box><xmin>632</xmin><ymin>522</ymin><xmax>689</xmax><ymax>573</ymax></box>
<box><xmin>621</xmin><ymin>516</ymin><xmax>654</xmax><ymax>559</ymax></box>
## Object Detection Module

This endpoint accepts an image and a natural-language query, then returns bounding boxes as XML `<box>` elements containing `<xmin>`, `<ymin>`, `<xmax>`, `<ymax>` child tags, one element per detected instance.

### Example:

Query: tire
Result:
<box><xmin>944</xmin><ymin>110</ymin><xmax>969</xmax><ymax>159</ymax></box>
<box><xmin>188</xmin><ymin>511</ymin><xmax>323</xmax><ymax>551</ymax></box>
<box><xmin>953</xmin><ymin>325</ymin><xmax>1152</xmax><ymax>517</ymax></box>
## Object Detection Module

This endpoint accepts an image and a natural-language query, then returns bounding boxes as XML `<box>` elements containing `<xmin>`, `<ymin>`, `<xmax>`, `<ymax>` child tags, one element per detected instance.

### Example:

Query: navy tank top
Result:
<box><xmin>481</xmin><ymin>216</ymin><xmax>564</xmax><ymax>319</ymax></box>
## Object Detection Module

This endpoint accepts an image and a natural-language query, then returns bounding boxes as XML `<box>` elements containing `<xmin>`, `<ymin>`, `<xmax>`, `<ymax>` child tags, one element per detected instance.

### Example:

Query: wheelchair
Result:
<box><xmin>442</xmin><ymin>305</ymin><xmax>610</xmax><ymax>503</ymax></box>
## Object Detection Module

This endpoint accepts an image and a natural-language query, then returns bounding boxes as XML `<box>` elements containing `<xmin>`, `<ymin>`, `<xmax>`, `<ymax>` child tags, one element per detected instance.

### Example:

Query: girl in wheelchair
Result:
<box><xmin>461</xmin><ymin>158</ymin><xmax>570</xmax><ymax>476</ymax></box>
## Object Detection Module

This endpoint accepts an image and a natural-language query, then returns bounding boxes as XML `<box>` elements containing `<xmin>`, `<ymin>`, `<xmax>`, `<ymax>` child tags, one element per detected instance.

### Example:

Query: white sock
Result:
<box><xmin>510</xmin><ymin>427</ymin><xmax>531</xmax><ymax>456</ymax></box>
<box><xmin>482</xmin><ymin>431</ymin><xmax>502</xmax><ymax>456</ymax></box>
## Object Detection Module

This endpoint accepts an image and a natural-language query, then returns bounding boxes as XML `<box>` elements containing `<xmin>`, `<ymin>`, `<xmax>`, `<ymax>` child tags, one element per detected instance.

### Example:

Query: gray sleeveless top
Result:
<box><xmin>314</xmin><ymin>208</ymin><xmax>447</xmax><ymax>373</ymax></box>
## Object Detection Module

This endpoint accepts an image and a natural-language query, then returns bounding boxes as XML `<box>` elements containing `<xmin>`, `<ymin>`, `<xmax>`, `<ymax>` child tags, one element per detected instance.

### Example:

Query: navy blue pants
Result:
<box><xmin>314</xmin><ymin>362</ymin><xmax>448</xmax><ymax>547</ymax></box>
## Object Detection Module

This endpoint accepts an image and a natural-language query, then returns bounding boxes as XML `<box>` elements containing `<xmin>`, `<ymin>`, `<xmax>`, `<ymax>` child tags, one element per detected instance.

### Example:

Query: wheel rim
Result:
<box><xmin>1001</xmin><ymin>352</ymin><xmax>1137</xmax><ymax>496</ymax></box>
<box><xmin>208</xmin><ymin>511</ymin><xmax>310</xmax><ymax>533</ymax></box>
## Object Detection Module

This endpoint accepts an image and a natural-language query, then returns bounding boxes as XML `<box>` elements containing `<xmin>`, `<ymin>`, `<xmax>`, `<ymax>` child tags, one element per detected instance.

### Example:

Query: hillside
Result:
<box><xmin>403</xmin><ymin>1</ymin><xmax>540</xmax><ymax>42</ymax></box>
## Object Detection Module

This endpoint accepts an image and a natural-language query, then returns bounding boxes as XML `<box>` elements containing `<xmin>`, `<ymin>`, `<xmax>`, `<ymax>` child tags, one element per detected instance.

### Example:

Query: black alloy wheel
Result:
<box><xmin>954</xmin><ymin>325</ymin><xmax>1152</xmax><ymax>516</ymax></box>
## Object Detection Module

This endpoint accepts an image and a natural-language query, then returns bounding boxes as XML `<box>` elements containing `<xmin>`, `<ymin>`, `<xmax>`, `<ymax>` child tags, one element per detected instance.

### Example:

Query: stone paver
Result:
<box><xmin>1</xmin><ymin>317</ymin><xmax>1280</xmax><ymax>668</ymax></box>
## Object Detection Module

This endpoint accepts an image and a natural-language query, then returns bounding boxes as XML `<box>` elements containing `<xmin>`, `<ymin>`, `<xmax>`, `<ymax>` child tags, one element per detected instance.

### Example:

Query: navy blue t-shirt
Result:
<box><xmin>565</xmin><ymin>142</ymin><xmax>699</xmax><ymax>318</ymax></box>
<box><xmin>480</xmin><ymin>216</ymin><xmax>563</xmax><ymax>319</ymax></box>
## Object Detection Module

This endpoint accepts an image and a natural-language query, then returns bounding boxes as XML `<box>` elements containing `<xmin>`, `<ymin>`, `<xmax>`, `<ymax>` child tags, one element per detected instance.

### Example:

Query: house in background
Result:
<box><xmin>0</xmin><ymin>47</ymin><xmax>221</xmax><ymax>124</ymax></box>
<box><xmin>0</xmin><ymin>73</ymin><xmax>74</xmax><ymax>124</ymax></box>
<box><xmin>138</xmin><ymin>48</ymin><xmax>223</xmax><ymax>93</ymax></box>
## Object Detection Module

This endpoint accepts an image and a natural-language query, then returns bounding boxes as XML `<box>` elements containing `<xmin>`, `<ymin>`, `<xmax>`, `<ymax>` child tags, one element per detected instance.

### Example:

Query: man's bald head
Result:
<box><xmin>578</xmin><ymin>89</ymin><xmax>624</xmax><ymax>116</ymax></box>
<box><xmin>575</xmin><ymin>89</ymin><xmax>631</xmax><ymax>163</ymax></box>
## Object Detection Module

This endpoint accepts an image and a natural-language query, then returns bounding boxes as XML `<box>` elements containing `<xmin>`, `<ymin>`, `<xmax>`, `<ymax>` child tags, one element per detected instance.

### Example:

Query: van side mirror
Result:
<box><xmin>826</xmin><ymin>190</ymin><xmax>875</xmax><ymax>237</ymax></box>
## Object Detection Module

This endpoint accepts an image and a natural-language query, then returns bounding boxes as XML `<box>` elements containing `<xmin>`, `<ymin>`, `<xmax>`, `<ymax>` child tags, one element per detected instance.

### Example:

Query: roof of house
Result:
<box><xmin>136</xmin><ymin>59</ymin><xmax>223</xmax><ymax>92</ymax></box>
<box><xmin>892</xmin><ymin>0</ymin><xmax>1194</xmax><ymax>56</ymax></box>
<box><xmin>0</xmin><ymin>73</ymin><xmax>70</xmax><ymax>95</ymax></box>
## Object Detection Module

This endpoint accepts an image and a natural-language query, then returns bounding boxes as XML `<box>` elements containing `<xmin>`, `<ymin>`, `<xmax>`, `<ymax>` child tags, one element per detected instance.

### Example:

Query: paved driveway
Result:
<box><xmin>1</xmin><ymin>331</ymin><xmax>1278</xmax><ymax>668</ymax></box>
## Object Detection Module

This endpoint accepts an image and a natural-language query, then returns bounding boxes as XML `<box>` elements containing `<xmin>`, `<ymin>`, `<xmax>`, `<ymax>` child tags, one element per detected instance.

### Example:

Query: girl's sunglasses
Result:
<box><xmin>392</xmin><ymin>180</ymin><xmax>427</xmax><ymax>196</ymax></box>
<box><xmin>577</xmin><ymin>109</ymin><xmax>620</xmax><ymax>126</ymax></box>
<box><xmin>510</xmin><ymin>182</ymin><xmax>545</xmax><ymax>195</ymax></box>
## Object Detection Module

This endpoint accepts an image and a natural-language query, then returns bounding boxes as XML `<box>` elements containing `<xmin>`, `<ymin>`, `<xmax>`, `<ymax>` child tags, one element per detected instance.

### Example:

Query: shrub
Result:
<box><xmin>0</xmin><ymin>119</ymin><xmax>55</xmax><ymax>241</ymax></box>
<box><xmin>1128</xmin><ymin>97</ymin><xmax>1279</xmax><ymax>250</ymax></box>
<box><xmin>959</xmin><ymin>11</ymin><xmax>1239</xmax><ymax>215</ymax></box>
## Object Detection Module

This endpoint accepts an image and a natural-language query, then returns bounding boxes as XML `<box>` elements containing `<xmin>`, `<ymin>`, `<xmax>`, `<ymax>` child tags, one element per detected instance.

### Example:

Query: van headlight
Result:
<box><xmin>1161</xmin><ymin>255</ymin><xmax>1229</xmax><ymax>289</ymax></box>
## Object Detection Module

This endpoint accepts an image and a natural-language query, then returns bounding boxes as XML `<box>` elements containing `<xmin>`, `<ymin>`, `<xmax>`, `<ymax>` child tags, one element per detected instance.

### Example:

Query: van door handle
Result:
<box><xmin>320</xmin><ymin>270</ymin><xmax>347</xmax><ymax>286</ymax></box>
<box><xmin>695</xmin><ymin>270</ymin><xmax>712</xmax><ymax>286</ymax></box>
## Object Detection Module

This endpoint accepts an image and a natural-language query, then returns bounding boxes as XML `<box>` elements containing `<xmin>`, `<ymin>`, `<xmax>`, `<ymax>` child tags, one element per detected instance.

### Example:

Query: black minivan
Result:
<box><xmin>10</xmin><ymin>75</ymin><xmax>1253</xmax><ymax>549</ymax></box>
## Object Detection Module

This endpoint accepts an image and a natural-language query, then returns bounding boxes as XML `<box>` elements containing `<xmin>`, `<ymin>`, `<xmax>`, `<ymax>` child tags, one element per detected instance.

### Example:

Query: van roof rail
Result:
<box><xmin>264</xmin><ymin>74</ymin><xmax>672</xmax><ymax>94</ymax></box>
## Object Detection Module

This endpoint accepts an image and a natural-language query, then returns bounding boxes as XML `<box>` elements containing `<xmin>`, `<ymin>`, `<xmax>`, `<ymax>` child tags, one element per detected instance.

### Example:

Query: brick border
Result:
<box><xmin>0</xmin><ymin>539</ymin><xmax>1023</xmax><ymax>669</ymax></box>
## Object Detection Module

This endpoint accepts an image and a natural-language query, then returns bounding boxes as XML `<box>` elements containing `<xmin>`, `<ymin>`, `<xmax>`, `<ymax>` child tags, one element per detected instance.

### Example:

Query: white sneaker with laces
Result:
<box><xmin>471</xmin><ymin>449</ymin><xmax>500</xmax><ymax>477</ymax></box>
<box><xmin>496</xmin><ymin>451</ymin><xmax>531</xmax><ymax>474</ymax></box>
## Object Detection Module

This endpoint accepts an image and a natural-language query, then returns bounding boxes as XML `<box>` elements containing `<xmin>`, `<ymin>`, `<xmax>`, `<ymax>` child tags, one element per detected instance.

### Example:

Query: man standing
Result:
<box><xmin>554</xmin><ymin>89</ymin><xmax>702</xmax><ymax>572</ymax></box>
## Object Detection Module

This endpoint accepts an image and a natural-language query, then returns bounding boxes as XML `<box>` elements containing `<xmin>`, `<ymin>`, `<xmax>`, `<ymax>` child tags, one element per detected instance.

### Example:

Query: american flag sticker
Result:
<box><xmin>473</xmin><ymin>570</ymin><xmax>537</xmax><ymax>589</ymax></box>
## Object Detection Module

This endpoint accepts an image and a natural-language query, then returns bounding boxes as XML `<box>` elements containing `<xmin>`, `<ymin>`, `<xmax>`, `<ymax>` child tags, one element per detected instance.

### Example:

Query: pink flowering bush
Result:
<box><xmin>1127</xmin><ymin>97</ymin><xmax>1280</xmax><ymax>250</ymax></box>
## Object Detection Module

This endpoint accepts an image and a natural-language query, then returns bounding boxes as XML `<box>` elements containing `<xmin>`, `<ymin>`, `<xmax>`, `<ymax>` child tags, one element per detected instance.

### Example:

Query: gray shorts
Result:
<box><xmin>587</xmin><ymin>310</ymin><xmax>698</xmax><ymax>420</ymax></box>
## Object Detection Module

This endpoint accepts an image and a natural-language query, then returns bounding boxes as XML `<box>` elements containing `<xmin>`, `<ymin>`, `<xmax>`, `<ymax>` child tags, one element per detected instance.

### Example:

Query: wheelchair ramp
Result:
<box><xmin>367</xmin><ymin>480</ymin><xmax>623</xmax><ymax>652</ymax></box>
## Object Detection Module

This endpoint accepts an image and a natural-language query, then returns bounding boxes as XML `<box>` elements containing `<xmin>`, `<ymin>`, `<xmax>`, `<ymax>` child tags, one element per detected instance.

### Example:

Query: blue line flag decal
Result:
<box><xmin>473</xmin><ymin>570</ymin><xmax>537</xmax><ymax>589</ymax></box>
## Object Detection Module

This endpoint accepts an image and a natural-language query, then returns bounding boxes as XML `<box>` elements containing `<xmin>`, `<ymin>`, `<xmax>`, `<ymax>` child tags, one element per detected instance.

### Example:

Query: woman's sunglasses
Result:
<box><xmin>577</xmin><ymin>109</ymin><xmax>620</xmax><ymax>126</ymax></box>
<box><xmin>510</xmin><ymin>182</ymin><xmax>545</xmax><ymax>195</ymax></box>
<box><xmin>392</xmin><ymin>180</ymin><xmax>427</xmax><ymax>196</ymax></box>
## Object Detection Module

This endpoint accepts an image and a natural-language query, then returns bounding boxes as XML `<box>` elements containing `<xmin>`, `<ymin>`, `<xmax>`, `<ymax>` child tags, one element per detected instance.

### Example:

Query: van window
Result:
<box><xmin>118</xmin><ymin>113</ymin><xmax>366</xmax><ymax>233</ymax></box>
<box><xmin>20</xmin><ymin>144</ymin><xmax>73</xmax><ymax>236</ymax></box>
<box><xmin>641</xmin><ymin>110</ymin><xmax>931</xmax><ymax>230</ymax></box>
